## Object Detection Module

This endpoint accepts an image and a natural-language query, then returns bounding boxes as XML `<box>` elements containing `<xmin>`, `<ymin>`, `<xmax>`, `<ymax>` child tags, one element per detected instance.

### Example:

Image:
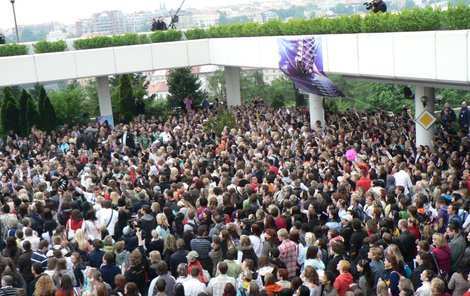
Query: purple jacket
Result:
<box><xmin>432</xmin><ymin>245</ymin><xmax>451</xmax><ymax>273</ymax></box>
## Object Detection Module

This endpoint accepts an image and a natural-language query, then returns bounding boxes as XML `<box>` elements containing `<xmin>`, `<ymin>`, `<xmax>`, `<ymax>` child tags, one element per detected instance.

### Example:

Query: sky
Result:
<box><xmin>0</xmin><ymin>0</ymin><xmax>252</xmax><ymax>30</ymax></box>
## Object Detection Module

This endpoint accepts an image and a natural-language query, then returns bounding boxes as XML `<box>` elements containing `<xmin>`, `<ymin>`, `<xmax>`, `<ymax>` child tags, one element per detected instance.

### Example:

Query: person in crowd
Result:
<box><xmin>333</xmin><ymin>260</ymin><xmax>353</xmax><ymax>296</ymax></box>
<box><xmin>207</xmin><ymin>262</ymin><xmax>236</xmax><ymax>296</ymax></box>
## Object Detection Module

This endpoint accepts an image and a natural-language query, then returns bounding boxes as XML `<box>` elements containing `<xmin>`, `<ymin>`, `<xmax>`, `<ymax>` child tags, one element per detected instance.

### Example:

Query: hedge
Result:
<box><xmin>1</xmin><ymin>5</ymin><xmax>470</xmax><ymax>56</ymax></box>
<box><xmin>33</xmin><ymin>40</ymin><xmax>67</xmax><ymax>54</ymax></box>
<box><xmin>0</xmin><ymin>43</ymin><xmax>29</xmax><ymax>57</ymax></box>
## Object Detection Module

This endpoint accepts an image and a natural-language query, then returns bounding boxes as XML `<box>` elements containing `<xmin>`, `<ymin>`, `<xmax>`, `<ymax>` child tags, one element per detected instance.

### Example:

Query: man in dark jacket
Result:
<box><xmin>18</xmin><ymin>241</ymin><xmax>34</xmax><ymax>286</ymax></box>
<box><xmin>139</xmin><ymin>204</ymin><xmax>156</xmax><ymax>247</ymax></box>
<box><xmin>459</xmin><ymin>101</ymin><xmax>470</xmax><ymax>132</ymax></box>
<box><xmin>372</xmin><ymin>0</ymin><xmax>387</xmax><ymax>13</ymax></box>
<box><xmin>395</xmin><ymin>219</ymin><xmax>416</xmax><ymax>266</ymax></box>
<box><xmin>349</xmin><ymin>219</ymin><xmax>367</xmax><ymax>260</ymax></box>
<box><xmin>327</xmin><ymin>241</ymin><xmax>347</xmax><ymax>277</ymax></box>
<box><xmin>99</xmin><ymin>253</ymin><xmax>121</xmax><ymax>289</ymax></box>
<box><xmin>170</xmin><ymin>239</ymin><xmax>190</xmax><ymax>277</ymax></box>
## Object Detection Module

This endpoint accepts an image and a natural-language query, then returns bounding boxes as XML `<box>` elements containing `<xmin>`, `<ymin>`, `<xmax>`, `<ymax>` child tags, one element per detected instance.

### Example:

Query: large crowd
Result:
<box><xmin>0</xmin><ymin>99</ymin><xmax>468</xmax><ymax>296</ymax></box>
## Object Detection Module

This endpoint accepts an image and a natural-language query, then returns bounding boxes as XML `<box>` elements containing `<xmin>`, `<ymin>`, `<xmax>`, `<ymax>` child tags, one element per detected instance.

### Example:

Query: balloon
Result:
<box><xmin>345</xmin><ymin>149</ymin><xmax>356</xmax><ymax>161</ymax></box>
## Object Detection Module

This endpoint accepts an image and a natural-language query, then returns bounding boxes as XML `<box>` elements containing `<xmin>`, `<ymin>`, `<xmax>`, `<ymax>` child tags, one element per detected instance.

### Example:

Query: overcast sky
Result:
<box><xmin>0</xmin><ymin>0</ymin><xmax>251</xmax><ymax>30</ymax></box>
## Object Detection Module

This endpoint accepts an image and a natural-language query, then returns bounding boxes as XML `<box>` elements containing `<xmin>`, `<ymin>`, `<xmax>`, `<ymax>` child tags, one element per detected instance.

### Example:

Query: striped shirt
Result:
<box><xmin>190</xmin><ymin>237</ymin><xmax>211</xmax><ymax>258</ymax></box>
<box><xmin>31</xmin><ymin>251</ymin><xmax>47</xmax><ymax>268</ymax></box>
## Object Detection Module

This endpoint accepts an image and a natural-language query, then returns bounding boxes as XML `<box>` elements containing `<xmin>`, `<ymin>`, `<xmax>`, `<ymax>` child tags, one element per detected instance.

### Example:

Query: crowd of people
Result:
<box><xmin>0</xmin><ymin>99</ymin><xmax>468</xmax><ymax>296</ymax></box>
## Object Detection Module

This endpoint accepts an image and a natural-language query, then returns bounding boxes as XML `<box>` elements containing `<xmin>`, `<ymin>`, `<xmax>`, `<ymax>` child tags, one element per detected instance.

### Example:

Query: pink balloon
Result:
<box><xmin>345</xmin><ymin>149</ymin><xmax>356</xmax><ymax>161</ymax></box>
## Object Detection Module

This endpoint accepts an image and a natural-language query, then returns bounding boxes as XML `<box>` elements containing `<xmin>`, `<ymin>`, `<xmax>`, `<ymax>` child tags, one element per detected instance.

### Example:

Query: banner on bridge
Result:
<box><xmin>278</xmin><ymin>37</ymin><xmax>344</xmax><ymax>98</ymax></box>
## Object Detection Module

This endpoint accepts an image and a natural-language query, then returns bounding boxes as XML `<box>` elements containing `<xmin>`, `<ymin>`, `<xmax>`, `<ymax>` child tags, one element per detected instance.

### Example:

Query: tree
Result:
<box><xmin>167</xmin><ymin>67</ymin><xmax>206</xmax><ymax>108</ymax></box>
<box><xmin>37</xmin><ymin>86</ymin><xmax>58</xmax><ymax>131</ymax></box>
<box><xmin>118</xmin><ymin>74</ymin><xmax>136</xmax><ymax>123</ymax></box>
<box><xmin>25</xmin><ymin>94</ymin><xmax>39</xmax><ymax>134</ymax></box>
<box><xmin>207</xmin><ymin>70</ymin><xmax>226</xmax><ymax>100</ymax></box>
<box><xmin>240</xmin><ymin>70</ymin><xmax>268</xmax><ymax>101</ymax></box>
<box><xmin>1</xmin><ymin>88</ymin><xmax>20</xmax><ymax>134</ymax></box>
<box><xmin>18</xmin><ymin>89</ymin><xmax>30</xmax><ymax>135</ymax></box>
<box><xmin>49</xmin><ymin>82</ymin><xmax>89</xmax><ymax>125</ymax></box>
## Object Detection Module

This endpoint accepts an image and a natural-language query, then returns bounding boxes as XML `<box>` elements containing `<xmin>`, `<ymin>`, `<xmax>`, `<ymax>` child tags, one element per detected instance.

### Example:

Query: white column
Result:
<box><xmin>414</xmin><ymin>86</ymin><xmax>435</xmax><ymax>149</ymax></box>
<box><xmin>224</xmin><ymin>66</ymin><xmax>241</xmax><ymax>107</ymax></box>
<box><xmin>309</xmin><ymin>94</ymin><xmax>325</xmax><ymax>129</ymax></box>
<box><xmin>96</xmin><ymin>76</ymin><xmax>114</xmax><ymax>122</ymax></box>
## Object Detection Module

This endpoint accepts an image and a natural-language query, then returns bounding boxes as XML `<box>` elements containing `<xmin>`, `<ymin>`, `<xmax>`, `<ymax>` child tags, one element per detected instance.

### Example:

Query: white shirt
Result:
<box><xmin>22</xmin><ymin>235</ymin><xmax>40</xmax><ymax>251</ymax></box>
<box><xmin>96</xmin><ymin>208</ymin><xmax>119</xmax><ymax>235</ymax></box>
<box><xmin>393</xmin><ymin>170</ymin><xmax>413</xmax><ymax>195</ymax></box>
<box><xmin>207</xmin><ymin>274</ymin><xmax>236</xmax><ymax>296</ymax></box>
<box><xmin>183</xmin><ymin>276</ymin><xmax>207</xmax><ymax>296</ymax></box>
<box><xmin>415</xmin><ymin>281</ymin><xmax>432</xmax><ymax>296</ymax></box>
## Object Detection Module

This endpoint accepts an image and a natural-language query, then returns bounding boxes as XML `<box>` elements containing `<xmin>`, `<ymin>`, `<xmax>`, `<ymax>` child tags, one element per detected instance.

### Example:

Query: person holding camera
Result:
<box><xmin>372</xmin><ymin>0</ymin><xmax>387</xmax><ymax>13</ymax></box>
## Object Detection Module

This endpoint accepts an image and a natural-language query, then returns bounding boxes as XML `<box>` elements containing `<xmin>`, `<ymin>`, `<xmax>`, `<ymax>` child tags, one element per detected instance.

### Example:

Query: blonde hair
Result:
<box><xmin>376</xmin><ymin>280</ymin><xmax>388</xmax><ymax>296</ymax></box>
<box><xmin>432</xmin><ymin>233</ymin><xmax>447</xmax><ymax>248</ymax></box>
<box><xmin>149</xmin><ymin>251</ymin><xmax>161</xmax><ymax>264</ymax></box>
<box><xmin>156</xmin><ymin>213</ymin><xmax>168</xmax><ymax>226</ymax></box>
<box><xmin>110</xmin><ymin>192</ymin><xmax>120</xmax><ymax>205</ymax></box>
<box><xmin>338</xmin><ymin>260</ymin><xmax>351</xmax><ymax>272</ymax></box>
<box><xmin>74</xmin><ymin>229</ymin><xmax>88</xmax><ymax>250</ymax></box>
<box><xmin>103</xmin><ymin>235</ymin><xmax>113</xmax><ymax>246</ymax></box>
<box><xmin>33</xmin><ymin>275</ymin><xmax>55</xmax><ymax>296</ymax></box>
<box><xmin>386</xmin><ymin>244</ymin><xmax>404</xmax><ymax>262</ymax></box>
<box><xmin>239</xmin><ymin>235</ymin><xmax>252</xmax><ymax>247</ymax></box>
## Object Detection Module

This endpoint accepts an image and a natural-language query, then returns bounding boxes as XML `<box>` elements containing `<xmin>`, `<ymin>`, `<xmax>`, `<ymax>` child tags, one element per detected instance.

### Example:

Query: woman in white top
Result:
<box><xmin>82</xmin><ymin>210</ymin><xmax>100</xmax><ymax>241</ymax></box>
<box><xmin>415</xmin><ymin>269</ymin><xmax>433</xmax><ymax>296</ymax></box>
<box><xmin>303</xmin><ymin>245</ymin><xmax>325</xmax><ymax>273</ymax></box>
<box><xmin>249</xmin><ymin>224</ymin><xmax>263</xmax><ymax>258</ymax></box>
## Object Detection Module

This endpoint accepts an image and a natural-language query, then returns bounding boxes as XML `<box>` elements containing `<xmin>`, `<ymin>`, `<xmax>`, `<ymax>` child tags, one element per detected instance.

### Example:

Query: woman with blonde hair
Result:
<box><xmin>73</xmin><ymin>229</ymin><xmax>93</xmax><ymax>252</ymax></box>
<box><xmin>387</xmin><ymin>244</ymin><xmax>410</xmax><ymax>277</ymax></box>
<box><xmin>34</xmin><ymin>275</ymin><xmax>56</xmax><ymax>296</ymax></box>
<box><xmin>431</xmin><ymin>233</ymin><xmax>451</xmax><ymax>274</ymax></box>
<box><xmin>162</xmin><ymin>234</ymin><xmax>177</xmax><ymax>262</ymax></box>
<box><xmin>156</xmin><ymin>213</ymin><xmax>170</xmax><ymax>240</ymax></box>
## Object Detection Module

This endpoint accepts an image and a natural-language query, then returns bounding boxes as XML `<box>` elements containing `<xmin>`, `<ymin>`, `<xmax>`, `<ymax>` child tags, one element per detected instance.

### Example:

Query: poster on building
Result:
<box><xmin>278</xmin><ymin>37</ymin><xmax>344</xmax><ymax>97</ymax></box>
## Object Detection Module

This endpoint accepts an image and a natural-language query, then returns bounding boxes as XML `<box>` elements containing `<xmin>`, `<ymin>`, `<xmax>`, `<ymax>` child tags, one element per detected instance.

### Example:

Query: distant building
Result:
<box><xmin>76</xmin><ymin>10</ymin><xmax>128</xmax><ymax>37</ymax></box>
<box><xmin>47</xmin><ymin>31</ymin><xmax>68</xmax><ymax>42</ymax></box>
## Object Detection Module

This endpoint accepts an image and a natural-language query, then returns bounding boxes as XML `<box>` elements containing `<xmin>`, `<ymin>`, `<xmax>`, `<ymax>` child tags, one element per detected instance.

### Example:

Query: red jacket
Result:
<box><xmin>334</xmin><ymin>272</ymin><xmax>353</xmax><ymax>296</ymax></box>
<box><xmin>264</xmin><ymin>283</ymin><xmax>282</xmax><ymax>296</ymax></box>
<box><xmin>355</xmin><ymin>177</ymin><xmax>372</xmax><ymax>191</ymax></box>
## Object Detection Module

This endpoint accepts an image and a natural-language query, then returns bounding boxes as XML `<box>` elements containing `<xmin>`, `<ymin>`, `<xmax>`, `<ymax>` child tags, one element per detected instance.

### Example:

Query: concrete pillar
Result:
<box><xmin>309</xmin><ymin>94</ymin><xmax>325</xmax><ymax>129</ymax></box>
<box><xmin>224</xmin><ymin>66</ymin><xmax>241</xmax><ymax>107</ymax></box>
<box><xmin>414</xmin><ymin>86</ymin><xmax>435</xmax><ymax>149</ymax></box>
<box><xmin>96</xmin><ymin>76</ymin><xmax>114</xmax><ymax>123</ymax></box>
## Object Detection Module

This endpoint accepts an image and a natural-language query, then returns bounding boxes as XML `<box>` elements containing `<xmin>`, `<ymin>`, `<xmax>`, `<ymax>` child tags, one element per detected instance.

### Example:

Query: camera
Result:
<box><xmin>363</xmin><ymin>1</ymin><xmax>374</xmax><ymax>10</ymax></box>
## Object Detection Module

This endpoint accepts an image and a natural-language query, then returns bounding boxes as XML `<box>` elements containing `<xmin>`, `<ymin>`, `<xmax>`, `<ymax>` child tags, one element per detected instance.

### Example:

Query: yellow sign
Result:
<box><xmin>416</xmin><ymin>110</ymin><xmax>436</xmax><ymax>130</ymax></box>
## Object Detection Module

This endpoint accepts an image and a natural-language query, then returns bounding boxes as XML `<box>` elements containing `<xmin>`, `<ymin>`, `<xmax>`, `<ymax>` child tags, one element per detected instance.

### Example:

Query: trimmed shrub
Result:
<box><xmin>73</xmin><ymin>36</ymin><xmax>114</xmax><ymax>49</ymax></box>
<box><xmin>0</xmin><ymin>43</ymin><xmax>29</xmax><ymax>57</ymax></box>
<box><xmin>33</xmin><ymin>40</ymin><xmax>67</xmax><ymax>53</ymax></box>
<box><xmin>149</xmin><ymin>30</ymin><xmax>183</xmax><ymax>43</ymax></box>
<box><xmin>185</xmin><ymin>28</ymin><xmax>210</xmax><ymax>40</ymax></box>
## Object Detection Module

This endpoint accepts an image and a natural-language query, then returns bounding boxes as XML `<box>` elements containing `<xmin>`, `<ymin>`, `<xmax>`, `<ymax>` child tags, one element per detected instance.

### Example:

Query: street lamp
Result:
<box><xmin>10</xmin><ymin>0</ymin><xmax>20</xmax><ymax>43</ymax></box>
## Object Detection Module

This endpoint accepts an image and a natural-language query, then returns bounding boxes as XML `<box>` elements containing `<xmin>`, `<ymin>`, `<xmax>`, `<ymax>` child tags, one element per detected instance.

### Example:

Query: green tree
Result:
<box><xmin>25</xmin><ymin>94</ymin><xmax>39</xmax><ymax>134</ymax></box>
<box><xmin>167</xmin><ymin>67</ymin><xmax>206</xmax><ymax>108</ymax></box>
<box><xmin>207</xmin><ymin>70</ymin><xmax>226</xmax><ymax>100</ymax></box>
<box><xmin>49</xmin><ymin>82</ymin><xmax>88</xmax><ymax>125</ymax></box>
<box><xmin>240</xmin><ymin>70</ymin><xmax>268</xmax><ymax>101</ymax></box>
<box><xmin>37</xmin><ymin>86</ymin><xmax>58</xmax><ymax>131</ymax></box>
<box><xmin>118</xmin><ymin>74</ymin><xmax>136</xmax><ymax>123</ymax></box>
<box><xmin>18</xmin><ymin>89</ymin><xmax>30</xmax><ymax>135</ymax></box>
<box><xmin>1</xmin><ymin>88</ymin><xmax>20</xmax><ymax>134</ymax></box>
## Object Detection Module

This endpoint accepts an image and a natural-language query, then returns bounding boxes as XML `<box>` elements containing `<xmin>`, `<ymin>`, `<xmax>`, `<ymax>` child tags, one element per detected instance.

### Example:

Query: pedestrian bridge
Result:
<box><xmin>0</xmin><ymin>30</ymin><xmax>469</xmax><ymax>88</ymax></box>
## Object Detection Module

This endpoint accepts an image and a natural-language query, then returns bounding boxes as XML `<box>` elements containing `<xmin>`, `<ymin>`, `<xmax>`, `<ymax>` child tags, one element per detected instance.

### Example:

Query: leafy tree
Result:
<box><xmin>118</xmin><ymin>74</ymin><xmax>136</xmax><ymax>123</ymax></box>
<box><xmin>204</xmin><ymin>111</ymin><xmax>237</xmax><ymax>134</ymax></box>
<box><xmin>37</xmin><ymin>86</ymin><xmax>58</xmax><ymax>131</ymax></box>
<box><xmin>49</xmin><ymin>82</ymin><xmax>89</xmax><ymax>125</ymax></box>
<box><xmin>1</xmin><ymin>88</ymin><xmax>20</xmax><ymax>134</ymax></box>
<box><xmin>207</xmin><ymin>70</ymin><xmax>226</xmax><ymax>100</ymax></box>
<box><xmin>271</xmin><ymin>93</ymin><xmax>285</xmax><ymax>108</ymax></box>
<box><xmin>167</xmin><ymin>67</ymin><xmax>207</xmax><ymax>108</ymax></box>
<box><xmin>18</xmin><ymin>89</ymin><xmax>30</xmax><ymax>135</ymax></box>
<box><xmin>25</xmin><ymin>94</ymin><xmax>39</xmax><ymax>134</ymax></box>
<box><xmin>240</xmin><ymin>70</ymin><xmax>268</xmax><ymax>101</ymax></box>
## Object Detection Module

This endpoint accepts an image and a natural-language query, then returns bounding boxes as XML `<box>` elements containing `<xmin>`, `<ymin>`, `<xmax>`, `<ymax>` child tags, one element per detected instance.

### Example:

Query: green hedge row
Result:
<box><xmin>33</xmin><ymin>40</ymin><xmax>67</xmax><ymax>54</ymax></box>
<box><xmin>1</xmin><ymin>5</ymin><xmax>470</xmax><ymax>57</ymax></box>
<box><xmin>0</xmin><ymin>43</ymin><xmax>29</xmax><ymax>57</ymax></box>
